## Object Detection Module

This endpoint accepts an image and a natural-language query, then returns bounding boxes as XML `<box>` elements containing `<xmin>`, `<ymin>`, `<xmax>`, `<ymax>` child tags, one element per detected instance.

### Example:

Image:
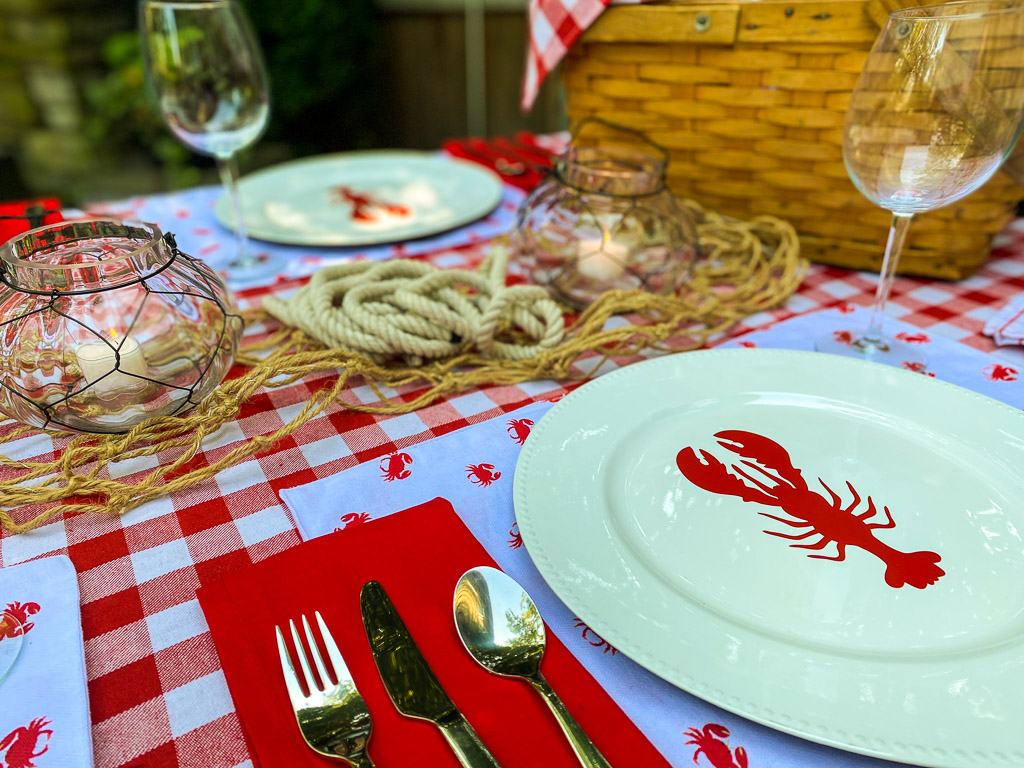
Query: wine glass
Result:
<box><xmin>140</xmin><ymin>0</ymin><xmax>280</xmax><ymax>280</ymax></box>
<box><xmin>816</xmin><ymin>0</ymin><xmax>1024</xmax><ymax>367</ymax></box>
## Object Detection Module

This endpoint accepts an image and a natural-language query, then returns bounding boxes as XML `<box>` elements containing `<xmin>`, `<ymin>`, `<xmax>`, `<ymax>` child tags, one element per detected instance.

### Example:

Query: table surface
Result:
<box><xmin>1</xmin><ymin>153</ymin><xmax>1024</xmax><ymax>768</ymax></box>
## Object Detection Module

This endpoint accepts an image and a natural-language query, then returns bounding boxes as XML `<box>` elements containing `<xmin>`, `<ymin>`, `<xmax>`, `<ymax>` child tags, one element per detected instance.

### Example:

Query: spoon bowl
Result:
<box><xmin>453</xmin><ymin>566</ymin><xmax>613</xmax><ymax>768</ymax></box>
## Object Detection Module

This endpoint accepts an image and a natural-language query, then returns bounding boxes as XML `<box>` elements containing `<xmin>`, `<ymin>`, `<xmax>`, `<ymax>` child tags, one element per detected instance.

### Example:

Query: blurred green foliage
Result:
<box><xmin>85</xmin><ymin>31</ymin><xmax>204</xmax><ymax>190</ymax></box>
<box><xmin>241</xmin><ymin>0</ymin><xmax>382</xmax><ymax>154</ymax></box>
<box><xmin>85</xmin><ymin>1</ymin><xmax>381</xmax><ymax>191</ymax></box>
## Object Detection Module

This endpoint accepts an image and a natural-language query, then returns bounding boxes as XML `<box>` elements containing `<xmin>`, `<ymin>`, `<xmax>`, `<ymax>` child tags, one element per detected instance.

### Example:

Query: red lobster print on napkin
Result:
<box><xmin>676</xmin><ymin>430</ymin><xmax>944</xmax><ymax>589</ymax></box>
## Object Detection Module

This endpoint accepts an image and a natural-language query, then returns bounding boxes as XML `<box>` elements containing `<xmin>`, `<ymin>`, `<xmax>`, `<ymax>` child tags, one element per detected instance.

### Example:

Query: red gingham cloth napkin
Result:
<box><xmin>197</xmin><ymin>497</ymin><xmax>673</xmax><ymax>768</ymax></box>
<box><xmin>523</xmin><ymin>0</ymin><xmax>613</xmax><ymax>110</ymax></box>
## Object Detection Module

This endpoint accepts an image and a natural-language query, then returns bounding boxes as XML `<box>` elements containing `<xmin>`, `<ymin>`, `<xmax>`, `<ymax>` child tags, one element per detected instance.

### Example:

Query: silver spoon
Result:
<box><xmin>453</xmin><ymin>566</ymin><xmax>614</xmax><ymax>768</ymax></box>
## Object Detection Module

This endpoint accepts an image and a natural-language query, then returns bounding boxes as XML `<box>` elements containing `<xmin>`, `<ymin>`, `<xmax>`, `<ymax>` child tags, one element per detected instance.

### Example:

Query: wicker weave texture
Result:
<box><xmin>562</xmin><ymin>0</ymin><xmax>1024</xmax><ymax>279</ymax></box>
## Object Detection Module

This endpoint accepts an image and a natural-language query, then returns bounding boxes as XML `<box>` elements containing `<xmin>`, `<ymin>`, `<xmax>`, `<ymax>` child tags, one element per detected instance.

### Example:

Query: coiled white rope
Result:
<box><xmin>263</xmin><ymin>245</ymin><xmax>565</xmax><ymax>364</ymax></box>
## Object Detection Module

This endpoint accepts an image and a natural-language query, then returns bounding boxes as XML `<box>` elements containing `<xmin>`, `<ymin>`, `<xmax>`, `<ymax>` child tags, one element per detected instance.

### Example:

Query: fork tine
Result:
<box><xmin>289</xmin><ymin>618</ymin><xmax>319</xmax><ymax>693</ymax></box>
<box><xmin>275</xmin><ymin>625</ymin><xmax>307</xmax><ymax>707</ymax></box>
<box><xmin>315</xmin><ymin>610</ymin><xmax>354</xmax><ymax>683</ymax></box>
<box><xmin>301</xmin><ymin>613</ymin><xmax>332</xmax><ymax>688</ymax></box>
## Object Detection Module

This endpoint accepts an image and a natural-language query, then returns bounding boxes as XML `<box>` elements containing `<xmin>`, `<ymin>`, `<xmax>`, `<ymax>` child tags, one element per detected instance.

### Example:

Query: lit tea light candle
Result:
<box><xmin>576</xmin><ymin>236</ymin><xmax>629</xmax><ymax>282</ymax></box>
<box><xmin>76</xmin><ymin>332</ymin><xmax>148</xmax><ymax>395</ymax></box>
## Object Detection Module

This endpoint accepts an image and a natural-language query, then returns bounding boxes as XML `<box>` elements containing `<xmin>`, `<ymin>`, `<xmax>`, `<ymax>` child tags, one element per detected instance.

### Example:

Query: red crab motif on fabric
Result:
<box><xmin>902</xmin><ymin>361</ymin><xmax>927</xmax><ymax>373</ymax></box>
<box><xmin>572</xmin><ymin>618</ymin><xmax>617</xmax><ymax>655</ymax></box>
<box><xmin>330</xmin><ymin>186</ymin><xmax>410</xmax><ymax>223</ymax></box>
<box><xmin>676</xmin><ymin>430</ymin><xmax>944</xmax><ymax>589</ymax></box>
<box><xmin>508</xmin><ymin>522</ymin><xmax>523</xmax><ymax>549</ymax></box>
<box><xmin>984</xmin><ymin>363</ymin><xmax>1018</xmax><ymax>382</ymax></box>
<box><xmin>466</xmin><ymin>463</ymin><xmax>501</xmax><ymax>487</ymax></box>
<box><xmin>0</xmin><ymin>602</ymin><xmax>40</xmax><ymax>642</ymax></box>
<box><xmin>379</xmin><ymin>452</ymin><xmax>412</xmax><ymax>482</ymax></box>
<box><xmin>894</xmin><ymin>331</ymin><xmax>930</xmax><ymax>344</ymax></box>
<box><xmin>684</xmin><ymin>723</ymin><xmax>748</xmax><ymax>768</ymax></box>
<box><xmin>506</xmin><ymin>418</ymin><xmax>535</xmax><ymax>446</ymax></box>
<box><xmin>334</xmin><ymin>512</ymin><xmax>371</xmax><ymax>532</ymax></box>
<box><xmin>736</xmin><ymin>340</ymin><xmax>756</xmax><ymax>348</ymax></box>
<box><xmin>0</xmin><ymin>717</ymin><xmax>52</xmax><ymax>768</ymax></box>
<box><xmin>832</xmin><ymin>329</ymin><xmax>854</xmax><ymax>345</ymax></box>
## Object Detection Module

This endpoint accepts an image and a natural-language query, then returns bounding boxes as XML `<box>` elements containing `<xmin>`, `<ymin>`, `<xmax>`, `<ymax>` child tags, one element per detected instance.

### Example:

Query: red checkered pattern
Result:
<box><xmin>1</xmin><ymin>204</ymin><xmax>1024</xmax><ymax>766</ymax></box>
<box><xmin>522</xmin><ymin>0</ymin><xmax>664</xmax><ymax>110</ymax></box>
<box><xmin>522</xmin><ymin>0</ymin><xmax>612</xmax><ymax>111</ymax></box>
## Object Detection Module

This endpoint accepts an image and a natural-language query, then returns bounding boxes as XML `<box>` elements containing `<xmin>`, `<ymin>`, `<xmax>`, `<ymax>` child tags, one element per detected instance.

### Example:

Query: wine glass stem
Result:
<box><xmin>216</xmin><ymin>154</ymin><xmax>257</xmax><ymax>269</ymax></box>
<box><xmin>863</xmin><ymin>212</ymin><xmax>913</xmax><ymax>347</ymax></box>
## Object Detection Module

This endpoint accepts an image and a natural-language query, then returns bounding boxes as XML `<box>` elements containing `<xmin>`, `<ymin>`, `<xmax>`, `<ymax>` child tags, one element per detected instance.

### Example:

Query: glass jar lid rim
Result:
<box><xmin>556</xmin><ymin>146</ymin><xmax>668</xmax><ymax>198</ymax></box>
<box><xmin>1</xmin><ymin>218</ymin><xmax>164</xmax><ymax>271</ymax></box>
<box><xmin>0</xmin><ymin>219</ymin><xmax>176</xmax><ymax>297</ymax></box>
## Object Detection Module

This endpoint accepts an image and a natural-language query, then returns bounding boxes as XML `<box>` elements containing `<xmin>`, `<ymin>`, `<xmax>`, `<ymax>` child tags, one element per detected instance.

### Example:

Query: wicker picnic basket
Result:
<box><xmin>561</xmin><ymin>0</ymin><xmax>1024</xmax><ymax>279</ymax></box>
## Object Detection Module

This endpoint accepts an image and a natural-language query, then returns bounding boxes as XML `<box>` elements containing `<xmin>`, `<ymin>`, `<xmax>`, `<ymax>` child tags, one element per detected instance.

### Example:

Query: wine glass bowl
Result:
<box><xmin>145</xmin><ymin>1</ymin><xmax>269</xmax><ymax>159</ymax></box>
<box><xmin>817</xmin><ymin>0</ymin><xmax>1024</xmax><ymax>366</ymax></box>
<box><xmin>140</xmin><ymin>0</ymin><xmax>277</xmax><ymax>279</ymax></box>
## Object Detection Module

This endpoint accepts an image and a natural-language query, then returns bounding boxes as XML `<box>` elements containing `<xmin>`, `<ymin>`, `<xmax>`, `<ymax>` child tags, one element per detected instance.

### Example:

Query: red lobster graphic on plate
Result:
<box><xmin>684</xmin><ymin>723</ymin><xmax>747</xmax><ymax>768</ymax></box>
<box><xmin>676</xmin><ymin>430</ymin><xmax>944</xmax><ymax>590</ymax></box>
<box><xmin>0</xmin><ymin>602</ymin><xmax>40</xmax><ymax>642</ymax></box>
<box><xmin>331</xmin><ymin>186</ymin><xmax>410</xmax><ymax>223</ymax></box>
<box><xmin>0</xmin><ymin>717</ymin><xmax>52</xmax><ymax>768</ymax></box>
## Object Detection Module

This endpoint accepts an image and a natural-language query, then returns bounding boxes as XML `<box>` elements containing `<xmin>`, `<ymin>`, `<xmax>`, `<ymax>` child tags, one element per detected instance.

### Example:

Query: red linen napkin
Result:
<box><xmin>442</xmin><ymin>137</ymin><xmax>548</xmax><ymax>191</ymax></box>
<box><xmin>198</xmin><ymin>497</ymin><xmax>672</xmax><ymax>768</ymax></box>
<box><xmin>0</xmin><ymin>198</ymin><xmax>62</xmax><ymax>244</ymax></box>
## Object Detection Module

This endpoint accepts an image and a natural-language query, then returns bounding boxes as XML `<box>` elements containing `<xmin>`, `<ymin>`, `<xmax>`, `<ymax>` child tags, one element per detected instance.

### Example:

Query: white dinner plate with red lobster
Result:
<box><xmin>514</xmin><ymin>348</ymin><xmax>1024</xmax><ymax>768</ymax></box>
<box><xmin>214</xmin><ymin>151</ymin><xmax>503</xmax><ymax>246</ymax></box>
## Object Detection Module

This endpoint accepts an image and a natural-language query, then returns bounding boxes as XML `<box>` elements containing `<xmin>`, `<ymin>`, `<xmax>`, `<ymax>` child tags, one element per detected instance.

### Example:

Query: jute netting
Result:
<box><xmin>0</xmin><ymin>201</ymin><xmax>806</xmax><ymax>534</ymax></box>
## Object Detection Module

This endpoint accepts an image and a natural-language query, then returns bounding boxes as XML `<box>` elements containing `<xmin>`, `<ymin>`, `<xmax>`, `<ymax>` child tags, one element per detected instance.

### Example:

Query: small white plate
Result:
<box><xmin>514</xmin><ymin>348</ymin><xmax>1024</xmax><ymax>768</ymax></box>
<box><xmin>215</xmin><ymin>151</ymin><xmax>503</xmax><ymax>246</ymax></box>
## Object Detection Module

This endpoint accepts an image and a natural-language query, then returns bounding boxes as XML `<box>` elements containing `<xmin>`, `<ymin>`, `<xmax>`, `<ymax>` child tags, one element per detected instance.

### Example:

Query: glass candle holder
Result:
<box><xmin>0</xmin><ymin>219</ymin><xmax>243</xmax><ymax>434</ymax></box>
<box><xmin>512</xmin><ymin>124</ymin><xmax>698</xmax><ymax>309</ymax></box>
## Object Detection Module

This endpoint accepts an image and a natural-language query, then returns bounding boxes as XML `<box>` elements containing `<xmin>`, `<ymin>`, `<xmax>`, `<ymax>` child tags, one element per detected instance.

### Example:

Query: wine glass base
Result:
<box><xmin>225</xmin><ymin>250</ymin><xmax>285</xmax><ymax>285</ymax></box>
<box><xmin>815</xmin><ymin>331</ymin><xmax>928</xmax><ymax>371</ymax></box>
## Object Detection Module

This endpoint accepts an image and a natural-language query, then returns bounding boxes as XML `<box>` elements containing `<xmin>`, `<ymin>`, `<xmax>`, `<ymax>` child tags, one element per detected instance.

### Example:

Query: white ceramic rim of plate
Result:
<box><xmin>213</xmin><ymin>150</ymin><xmax>504</xmax><ymax>246</ymax></box>
<box><xmin>0</xmin><ymin>610</ymin><xmax>24</xmax><ymax>687</ymax></box>
<box><xmin>514</xmin><ymin>347</ymin><xmax>1024</xmax><ymax>768</ymax></box>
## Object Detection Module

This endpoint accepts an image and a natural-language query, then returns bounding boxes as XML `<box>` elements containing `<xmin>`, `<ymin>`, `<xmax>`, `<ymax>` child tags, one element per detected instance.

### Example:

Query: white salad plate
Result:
<box><xmin>215</xmin><ymin>151</ymin><xmax>503</xmax><ymax>246</ymax></box>
<box><xmin>514</xmin><ymin>348</ymin><xmax>1024</xmax><ymax>768</ymax></box>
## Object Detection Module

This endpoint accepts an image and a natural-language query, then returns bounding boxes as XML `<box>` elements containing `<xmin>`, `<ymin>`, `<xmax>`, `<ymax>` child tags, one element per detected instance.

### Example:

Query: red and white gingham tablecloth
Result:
<box><xmin>1</xmin><ymin>176</ymin><xmax>1024</xmax><ymax>767</ymax></box>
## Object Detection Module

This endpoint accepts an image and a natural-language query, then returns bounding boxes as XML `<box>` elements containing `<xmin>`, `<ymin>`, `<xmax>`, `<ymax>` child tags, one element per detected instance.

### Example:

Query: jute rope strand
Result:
<box><xmin>0</xmin><ymin>201</ymin><xmax>805</xmax><ymax>534</ymax></box>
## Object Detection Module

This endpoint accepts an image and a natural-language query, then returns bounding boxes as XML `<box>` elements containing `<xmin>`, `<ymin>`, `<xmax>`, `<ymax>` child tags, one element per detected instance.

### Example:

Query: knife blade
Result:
<box><xmin>360</xmin><ymin>580</ymin><xmax>504</xmax><ymax>768</ymax></box>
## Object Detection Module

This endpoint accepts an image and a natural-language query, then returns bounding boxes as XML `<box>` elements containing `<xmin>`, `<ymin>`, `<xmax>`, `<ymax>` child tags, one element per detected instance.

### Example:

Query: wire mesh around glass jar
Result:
<box><xmin>0</xmin><ymin>219</ymin><xmax>243</xmax><ymax>434</ymax></box>
<box><xmin>511</xmin><ymin>122</ymin><xmax>699</xmax><ymax>309</ymax></box>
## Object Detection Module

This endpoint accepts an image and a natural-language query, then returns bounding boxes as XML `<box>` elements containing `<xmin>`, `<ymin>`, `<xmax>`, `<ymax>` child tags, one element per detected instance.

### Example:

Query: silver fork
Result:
<box><xmin>276</xmin><ymin>611</ymin><xmax>376</xmax><ymax>766</ymax></box>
